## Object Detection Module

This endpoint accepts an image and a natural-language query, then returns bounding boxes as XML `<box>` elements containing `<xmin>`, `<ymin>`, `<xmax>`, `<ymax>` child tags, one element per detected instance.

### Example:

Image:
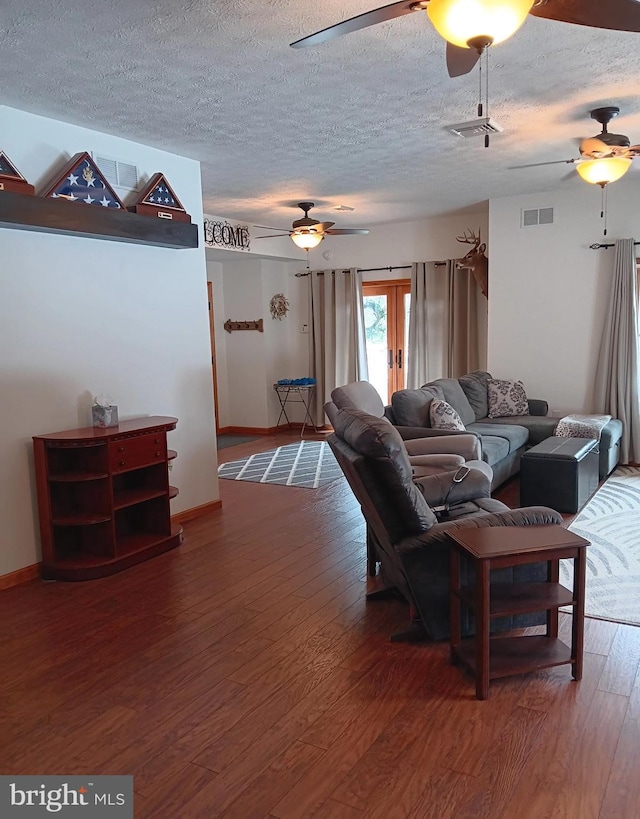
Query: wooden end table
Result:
<box><xmin>448</xmin><ymin>524</ymin><xmax>589</xmax><ymax>700</ymax></box>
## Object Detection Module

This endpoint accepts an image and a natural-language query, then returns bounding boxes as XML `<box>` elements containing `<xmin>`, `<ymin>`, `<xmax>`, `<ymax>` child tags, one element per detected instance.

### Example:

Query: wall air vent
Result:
<box><xmin>93</xmin><ymin>154</ymin><xmax>140</xmax><ymax>191</ymax></box>
<box><xmin>447</xmin><ymin>117</ymin><xmax>503</xmax><ymax>138</ymax></box>
<box><xmin>522</xmin><ymin>207</ymin><xmax>554</xmax><ymax>227</ymax></box>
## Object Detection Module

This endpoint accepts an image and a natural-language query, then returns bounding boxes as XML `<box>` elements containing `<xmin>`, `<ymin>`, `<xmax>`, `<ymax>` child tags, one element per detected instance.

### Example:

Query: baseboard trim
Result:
<box><xmin>0</xmin><ymin>563</ymin><xmax>40</xmax><ymax>590</ymax></box>
<box><xmin>172</xmin><ymin>500</ymin><xmax>222</xmax><ymax>524</ymax></box>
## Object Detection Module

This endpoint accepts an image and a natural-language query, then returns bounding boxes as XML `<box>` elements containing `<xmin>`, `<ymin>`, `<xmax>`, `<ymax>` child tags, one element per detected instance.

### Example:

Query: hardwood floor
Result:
<box><xmin>1</xmin><ymin>430</ymin><xmax>639</xmax><ymax>818</ymax></box>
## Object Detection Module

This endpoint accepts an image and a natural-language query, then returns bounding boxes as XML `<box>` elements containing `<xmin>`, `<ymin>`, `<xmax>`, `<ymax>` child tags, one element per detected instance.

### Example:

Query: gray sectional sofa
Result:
<box><xmin>386</xmin><ymin>371</ymin><xmax>622</xmax><ymax>489</ymax></box>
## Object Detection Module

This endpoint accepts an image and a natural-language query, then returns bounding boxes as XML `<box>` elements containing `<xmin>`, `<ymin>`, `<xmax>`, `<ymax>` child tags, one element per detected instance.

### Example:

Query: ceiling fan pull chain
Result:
<box><xmin>477</xmin><ymin>57</ymin><xmax>482</xmax><ymax>118</ymax></box>
<box><xmin>601</xmin><ymin>185</ymin><xmax>608</xmax><ymax>237</ymax></box>
<box><xmin>484</xmin><ymin>48</ymin><xmax>490</xmax><ymax>148</ymax></box>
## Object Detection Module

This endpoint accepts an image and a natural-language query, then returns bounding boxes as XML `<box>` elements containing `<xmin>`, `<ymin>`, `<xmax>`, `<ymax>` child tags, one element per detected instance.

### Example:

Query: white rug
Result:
<box><xmin>218</xmin><ymin>441</ymin><xmax>343</xmax><ymax>489</ymax></box>
<box><xmin>561</xmin><ymin>466</ymin><xmax>640</xmax><ymax>626</ymax></box>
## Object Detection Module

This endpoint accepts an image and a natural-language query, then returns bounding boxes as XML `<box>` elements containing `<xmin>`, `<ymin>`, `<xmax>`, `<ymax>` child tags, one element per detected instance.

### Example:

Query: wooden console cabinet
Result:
<box><xmin>33</xmin><ymin>416</ymin><xmax>183</xmax><ymax>581</ymax></box>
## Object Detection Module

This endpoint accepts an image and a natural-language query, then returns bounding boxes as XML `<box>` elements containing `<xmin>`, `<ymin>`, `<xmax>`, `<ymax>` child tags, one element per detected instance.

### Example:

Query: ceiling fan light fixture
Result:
<box><xmin>576</xmin><ymin>157</ymin><xmax>632</xmax><ymax>187</ymax></box>
<box><xmin>427</xmin><ymin>0</ymin><xmax>534</xmax><ymax>49</ymax></box>
<box><xmin>291</xmin><ymin>230</ymin><xmax>324</xmax><ymax>249</ymax></box>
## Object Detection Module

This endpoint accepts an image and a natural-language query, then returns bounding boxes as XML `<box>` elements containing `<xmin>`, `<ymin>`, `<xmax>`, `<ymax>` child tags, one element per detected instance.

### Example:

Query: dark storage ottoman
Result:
<box><xmin>520</xmin><ymin>437</ymin><xmax>599</xmax><ymax>514</ymax></box>
<box><xmin>599</xmin><ymin>418</ymin><xmax>623</xmax><ymax>478</ymax></box>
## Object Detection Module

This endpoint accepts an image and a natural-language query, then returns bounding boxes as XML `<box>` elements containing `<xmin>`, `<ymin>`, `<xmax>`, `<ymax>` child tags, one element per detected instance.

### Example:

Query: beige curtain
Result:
<box><xmin>593</xmin><ymin>238</ymin><xmax>640</xmax><ymax>464</ymax></box>
<box><xmin>407</xmin><ymin>261</ymin><xmax>484</xmax><ymax>388</ymax></box>
<box><xmin>308</xmin><ymin>268</ymin><xmax>369</xmax><ymax>425</ymax></box>
<box><xmin>446</xmin><ymin>265</ymin><xmax>483</xmax><ymax>378</ymax></box>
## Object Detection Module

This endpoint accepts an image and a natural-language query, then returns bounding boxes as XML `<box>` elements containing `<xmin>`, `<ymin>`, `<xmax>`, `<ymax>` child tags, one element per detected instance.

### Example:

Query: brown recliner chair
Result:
<box><xmin>328</xmin><ymin>408</ymin><xmax>563</xmax><ymax>641</ymax></box>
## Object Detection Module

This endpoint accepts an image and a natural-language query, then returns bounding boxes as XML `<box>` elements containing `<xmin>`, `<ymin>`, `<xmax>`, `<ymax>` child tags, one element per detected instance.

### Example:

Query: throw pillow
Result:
<box><xmin>429</xmin><ymin>399</ymin><xmax>466</xmax><ymax>431</ymax></box>
<box><xmin>459</xmin><ymin>371</ymin><xmax>492</xmax><ymax>420</ymax></box>
<box><xmin>487</xmin><ymin>378</ymin><xmax>528</xmax><ymax>418</ymax></box>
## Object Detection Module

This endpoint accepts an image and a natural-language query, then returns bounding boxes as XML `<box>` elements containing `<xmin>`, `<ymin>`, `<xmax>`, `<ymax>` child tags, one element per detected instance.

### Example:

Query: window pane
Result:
<box><xmin>363</xmin><ymin>294</ymin><xmax>389</xmax><ymax>403</ymax></box>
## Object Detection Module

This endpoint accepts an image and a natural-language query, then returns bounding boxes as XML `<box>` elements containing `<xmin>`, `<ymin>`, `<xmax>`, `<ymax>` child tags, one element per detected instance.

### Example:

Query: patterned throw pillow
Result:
<box><xmin>429</xmin><ymin>399</ymin><xmax>466</xmax><ymax>431</ymax></box>
<box><xmin>487</xmin><ymin>378</ymin><xmax>528</xmax><ymax>418</ymax></box>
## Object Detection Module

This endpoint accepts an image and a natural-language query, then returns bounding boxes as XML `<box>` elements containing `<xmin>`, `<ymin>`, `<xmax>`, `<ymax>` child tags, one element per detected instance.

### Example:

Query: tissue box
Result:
<box><xmin>92</xmin><ymin>405</ymin><xmax>119</xmax><ymax>428</ymax></box>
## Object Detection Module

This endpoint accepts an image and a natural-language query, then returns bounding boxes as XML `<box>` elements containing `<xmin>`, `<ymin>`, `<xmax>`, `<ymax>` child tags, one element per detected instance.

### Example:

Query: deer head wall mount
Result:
<box><xmin>455</xmin><ymin>229</ymin><xmax>488</xmax><ymax>298</ymax></box>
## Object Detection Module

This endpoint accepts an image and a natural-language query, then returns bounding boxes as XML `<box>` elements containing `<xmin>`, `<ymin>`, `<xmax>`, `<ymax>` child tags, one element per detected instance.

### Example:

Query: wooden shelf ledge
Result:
<box><xmin>0</xmin><ymin>190</ymin><xmax>198</xmax><ymax>249</ymax></box>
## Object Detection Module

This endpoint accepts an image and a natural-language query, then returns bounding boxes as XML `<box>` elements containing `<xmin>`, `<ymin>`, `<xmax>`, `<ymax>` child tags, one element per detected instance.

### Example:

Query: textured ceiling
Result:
<box><xmin>3</xmin><ymin>1</ymin><xmax>640</xmax><ymax>229</ymax></box>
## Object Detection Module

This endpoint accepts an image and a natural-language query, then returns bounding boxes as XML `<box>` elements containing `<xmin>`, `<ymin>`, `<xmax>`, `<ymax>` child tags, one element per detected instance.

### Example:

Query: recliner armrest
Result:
<box><xmin>404</xmin><ymin>433</ymin><xmax>481</xmax><ymax>461</ymax></box>
<box><xmin>527</xmin><ymin>399</ymin><xmax>549</xmax><ymax>416</ymax></box>
<box><xmin>414</xmin><ymin>467</ymin><xmax>492</xmax><ymax>507</ymax></box>
<box><xmin>396</xmin><ymin>506</ymin><xmax>563</xmax><ymax>554</ymax></box>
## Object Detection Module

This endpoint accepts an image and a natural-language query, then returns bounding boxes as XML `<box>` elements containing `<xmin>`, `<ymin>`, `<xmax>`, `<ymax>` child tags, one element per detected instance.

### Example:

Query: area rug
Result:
<box><xmin>216</xmin><ymin>433</ymin><xmax>260</xmax><ymax>450</ymax></box>
<box><xmin>560</xmin><ymin>466</ymin><xmax>640</xmax><ymax>626</ymax></box>
<box><xmin>218</xmin><ymin>441</ymin><xmax>343</xmax><ymax>488</ymax></box>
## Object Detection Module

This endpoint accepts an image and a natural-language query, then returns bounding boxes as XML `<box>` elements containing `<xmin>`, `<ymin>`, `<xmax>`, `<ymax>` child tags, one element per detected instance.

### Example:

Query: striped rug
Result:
<box><xmin>561</xmin><ymin>466</ymin><xmax>640</xmax><ymax>626</ymax></box>
<box><xmin>218</xmin><ymin>441</ymin><xmax>343</xmax><ymax>489</ymax></box>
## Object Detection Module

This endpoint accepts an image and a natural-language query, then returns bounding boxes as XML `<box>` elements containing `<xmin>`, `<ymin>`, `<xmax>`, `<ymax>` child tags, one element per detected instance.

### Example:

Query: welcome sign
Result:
<box><xmin>203</xmin><ymin>217</ymin><xmax>251</xmax><ymax>252</ymax></box>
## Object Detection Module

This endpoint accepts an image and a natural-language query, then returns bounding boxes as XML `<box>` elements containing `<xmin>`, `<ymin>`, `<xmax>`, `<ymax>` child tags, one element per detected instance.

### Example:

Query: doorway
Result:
<box><xmin>362</xmin><ymin>280</ymin><xmax>411</xmax><ymax>403</ymax></box>
<box><xmin>207</xmin><ymin>281</ymin><xmax>220</xmax><ymax>433</ymax></box>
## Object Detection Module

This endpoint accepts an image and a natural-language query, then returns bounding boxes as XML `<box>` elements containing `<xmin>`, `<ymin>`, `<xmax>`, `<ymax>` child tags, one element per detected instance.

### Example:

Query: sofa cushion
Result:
<box><xmin>487</xmin><ymin>378</ymin><xmax>528</xmax><ymax>418</ymax></box>
<box><xmin>430</xmin><ymin>399</ymin><xmax>466</xmax><ymax>431</ymax></box>
<box><xmin>475</xmin><ymin>415</ymin><xmax>558</xmax><ymax>446</ymax></box>
<box><xmin>467</xmin><ymin>422</ymin><xmax>529</xmax><ymax>453</ymax></box>
<box><xmin>391</xmin><ymin>385</ymin><xmax>444</xmax><ymax>427</ymax></box>
<box><xmin>424</xmin><ymin>378</ymin><xmax>476</xmax><ymax>426</ymax></box>
<box><xmin>473</xmin><ymin>434</ymin><xmax>510</xmax><ymax>466</ymax></box>
<box><xmin>459</xmin><ymin>370</ymin><xmax>492</xmax><ymax>421</ymax></box>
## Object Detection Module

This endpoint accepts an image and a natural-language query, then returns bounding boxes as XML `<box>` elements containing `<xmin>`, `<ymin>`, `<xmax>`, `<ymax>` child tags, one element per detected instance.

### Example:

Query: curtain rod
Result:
<box><xmin>590</xmin><ymin>242</ymin><xmax>640</xmax><ymax>250</ymax></box>
<box><xmin>358</xmin><ymin>264</ymin><xmax>412</xmax><ymax>273</ymax></box>
<box><xmin>295</xmin><ymin>263</ymin><xmax>446</xmax><ymax>277</ymax></box>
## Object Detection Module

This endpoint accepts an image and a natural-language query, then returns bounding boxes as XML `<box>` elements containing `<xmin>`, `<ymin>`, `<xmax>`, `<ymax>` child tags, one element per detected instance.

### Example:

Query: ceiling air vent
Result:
<box><xmin>447</xmin><ymin>117</ymin><xmax>503</xmax><ymax>138</ymax></box>
<box><xmin>522</xmin><ymin>207</ymin><xmax>554</xmax><ymax>227</ymax></box>
<box><xmin>93</xmin><ymin>153</ymin><xmax>140</xmax><ymax>191</ymax></box>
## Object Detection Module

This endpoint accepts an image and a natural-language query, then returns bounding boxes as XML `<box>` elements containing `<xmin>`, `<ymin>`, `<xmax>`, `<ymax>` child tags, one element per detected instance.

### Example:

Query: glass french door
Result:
<box><xmin>362</xmin><ymin>280</ymin><xmax>411</xmax><ymax>404</ymax></box>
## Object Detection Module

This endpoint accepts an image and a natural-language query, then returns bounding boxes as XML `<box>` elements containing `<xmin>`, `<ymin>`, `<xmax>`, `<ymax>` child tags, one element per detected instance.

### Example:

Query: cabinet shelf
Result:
<box><xmin>1</xmin><ymin>190</ymin><xmax>198</xmax><ymax>249</ymax></box>
<box><xmin>51</xmin><ymin>514</ymin><xmax>111</xmax><ymax>526</ymax></box>
<box><xmin>48</xmin><ymin>471</ymin><xmax>109</xmax><ymax>482</ymax></box>
<box><xmin>34</xmin><ymin>416</ymin><xmax>183</xmax><ymax>580</ymax></box>
<box><xmin>113</xmin><ymin>487</ymin><xmax>168</xmax><ymax>510</ymax></box>
<box><xmin>117</xmin><ymin>524</ymin><xmax>183</xmax><ymax>557</ymax></box>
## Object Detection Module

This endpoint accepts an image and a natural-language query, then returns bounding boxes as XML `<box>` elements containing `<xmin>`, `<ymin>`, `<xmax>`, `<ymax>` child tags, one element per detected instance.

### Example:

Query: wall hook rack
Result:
<box><xmin>224</xmin><ymin>319</ymin><xmax>264</xmax><ymax>333</ymax></box>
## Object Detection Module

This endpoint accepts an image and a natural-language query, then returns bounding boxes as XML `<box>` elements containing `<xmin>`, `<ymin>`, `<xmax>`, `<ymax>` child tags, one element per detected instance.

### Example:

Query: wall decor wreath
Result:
<box><xmin>269</xmin><ymin>293</ymin><xmax>290</xmax><ymax>321</ymax></box>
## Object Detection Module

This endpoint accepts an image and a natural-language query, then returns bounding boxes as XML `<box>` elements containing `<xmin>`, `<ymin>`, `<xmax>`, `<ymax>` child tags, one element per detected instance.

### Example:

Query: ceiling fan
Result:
<box><xmin>514</xmin><ymin>106</ymin><xmax>640</xmax><ymax>186</ymax></box>
<box><xmin>290</xmin><ymin>0</ymin><xmax>640</xmax><ymax>79</ymax></box>
<box><xmin>255</xmin><ymin>202</ymin><xmax>370</xmax><ymax>250</ymax></box>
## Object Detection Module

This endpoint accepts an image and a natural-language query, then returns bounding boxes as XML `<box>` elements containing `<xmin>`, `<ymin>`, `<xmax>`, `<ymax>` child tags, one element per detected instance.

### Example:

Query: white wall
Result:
<box><xmin>207</xmin><ymin>256</ymin><xmax>309</xmax><ymax>428</ymax></box>
<box><xmin>315</xmin><ymin>211</ymin><xmax>490</xmax><ymax>277</ymax></box>
<box><xmin>0</xmin><ymin>105</ymin><xmax>218</xmax><ymax>577</ymax></box>
<box><xmin>488</xmin><ymin>178</ymin><xmax>640</xmax><ymax>415</ymax></box>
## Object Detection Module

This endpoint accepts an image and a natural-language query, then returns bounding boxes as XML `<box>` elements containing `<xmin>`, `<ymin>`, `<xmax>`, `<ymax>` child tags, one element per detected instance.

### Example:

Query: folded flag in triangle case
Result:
<box><xmin>42</xmin><ymin>152</ymin><xmax>124</xmax><ymax>209</ymax></box>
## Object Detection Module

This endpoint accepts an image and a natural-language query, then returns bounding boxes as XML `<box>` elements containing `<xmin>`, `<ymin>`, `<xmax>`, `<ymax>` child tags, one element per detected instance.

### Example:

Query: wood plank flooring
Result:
<box><xmin>1</xmin><ymin>430</ymin><xmax>639</xmax><ymax>818</ymax></box>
